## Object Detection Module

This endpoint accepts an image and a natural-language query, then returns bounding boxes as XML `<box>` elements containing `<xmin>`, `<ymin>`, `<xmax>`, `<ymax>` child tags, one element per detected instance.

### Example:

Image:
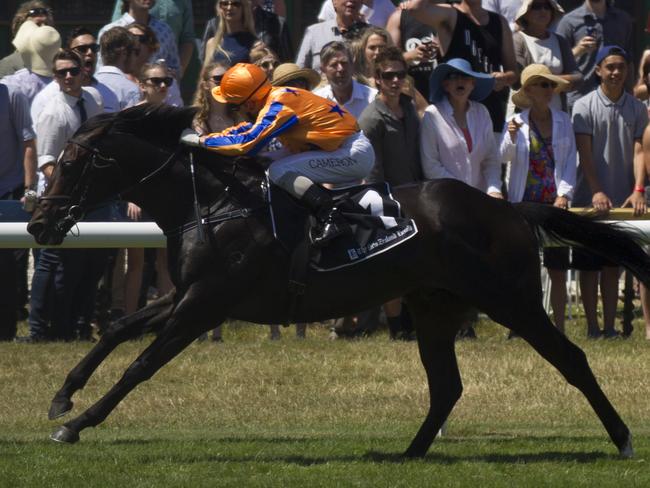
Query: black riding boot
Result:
<box><xmin>300</xmin><ymin>185</ymin><xmax>350</xmax><ymax>247</ymax></box>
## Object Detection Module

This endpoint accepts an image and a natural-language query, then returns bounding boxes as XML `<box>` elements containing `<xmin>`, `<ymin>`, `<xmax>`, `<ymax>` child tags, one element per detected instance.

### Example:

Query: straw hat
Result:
<box><xmin>428</xmin><ymin>58</ymin><xmax>495</xmax><ymax>103</ymax></box>
<box><xmin>271</xmin><ymin>63</ymin><xmax>321</xmax><ymax>90</ymax></box>
<box><xmin>515</xmin><ymin>0</ymin><xmax>564</xmax><ymax>27</ymax></box>
<box><xmin>511</xmin><ymin>64</ymin><xmax>569</xmax><ymax>108</ymax></box>
<box><xmin>13</xmin><ymin>20</ymin><xmax>61</xmax><ymax>77</ymax></box>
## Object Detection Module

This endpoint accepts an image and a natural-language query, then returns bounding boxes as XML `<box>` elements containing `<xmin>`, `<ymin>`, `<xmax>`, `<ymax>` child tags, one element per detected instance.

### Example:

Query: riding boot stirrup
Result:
<box><xmin>310</xmin><ymin>207</ymin><xmax>350</xmax><ymax>247</ymax></box>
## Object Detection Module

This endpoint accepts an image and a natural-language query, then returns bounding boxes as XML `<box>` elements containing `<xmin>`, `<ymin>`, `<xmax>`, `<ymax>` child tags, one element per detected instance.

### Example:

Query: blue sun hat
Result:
<box><xmin>428</xmin><ymin>58</ymin><xmax>495</xmax><ymax>103</ymax></box>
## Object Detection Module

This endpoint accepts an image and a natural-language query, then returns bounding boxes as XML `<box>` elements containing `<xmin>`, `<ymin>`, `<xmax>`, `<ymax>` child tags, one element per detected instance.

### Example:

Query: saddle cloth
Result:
<box><xmin>268</xmin><ymin>181</ymin><xmax>418</xmax><ymax>271</ymax></box>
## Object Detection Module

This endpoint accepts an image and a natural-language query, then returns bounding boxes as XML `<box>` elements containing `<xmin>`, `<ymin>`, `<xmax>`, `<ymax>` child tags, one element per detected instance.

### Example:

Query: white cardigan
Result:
<box><xmin>420</xmin><ymin>98</ymin><xmax>501</xmax><ymax>194</ymax></box>
<box><xmin>500</xmin><ymin>108</ymin><xmax>576</xmax><ymax>203</ymax></box>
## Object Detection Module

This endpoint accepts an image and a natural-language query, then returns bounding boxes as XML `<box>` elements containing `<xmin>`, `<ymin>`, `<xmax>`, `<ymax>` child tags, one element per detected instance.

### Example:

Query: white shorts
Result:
<box><xmin>267</xmin><ymin>131</ymin><xmax>375</xmax><ymax>186</ymax></box>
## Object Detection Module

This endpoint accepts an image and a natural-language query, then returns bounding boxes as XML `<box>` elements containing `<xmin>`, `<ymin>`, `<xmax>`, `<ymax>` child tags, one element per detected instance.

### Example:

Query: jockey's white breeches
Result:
<box><xmin>267</xmin><ymin>131</ymin><xmax>374</xmax><ymax>186</ymax></box>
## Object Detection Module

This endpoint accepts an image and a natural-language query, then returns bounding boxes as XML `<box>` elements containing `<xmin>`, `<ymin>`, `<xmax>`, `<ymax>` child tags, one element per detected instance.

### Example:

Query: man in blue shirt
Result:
<box><xmin>0</xmin><ymin>84</ymin><xmax>36</xmax><ymax>341</ymax></box>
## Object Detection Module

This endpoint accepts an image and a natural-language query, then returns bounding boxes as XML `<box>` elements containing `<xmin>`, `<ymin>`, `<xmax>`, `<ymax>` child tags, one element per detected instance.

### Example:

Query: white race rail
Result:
<box><xmin>0</xmin><ymin>222</ymin><xmax>166</xmax><ymax>248</ymax></box>
<box><xmin>1</xmin><ymin>208</ymin><xmax>650</xmax><ymax>249</ymax></box>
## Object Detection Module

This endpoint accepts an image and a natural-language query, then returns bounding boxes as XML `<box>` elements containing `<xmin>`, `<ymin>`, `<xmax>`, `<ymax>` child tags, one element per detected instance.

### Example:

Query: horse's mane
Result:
<box><xmin>76</xmin><ymin>103</ymin><xmax>198</xmax><ymax>150</ymax></box>
<box><xmin>112</xmin><ymin>104</ymin><xmax>198</xmax><ymax>149</ymax></box>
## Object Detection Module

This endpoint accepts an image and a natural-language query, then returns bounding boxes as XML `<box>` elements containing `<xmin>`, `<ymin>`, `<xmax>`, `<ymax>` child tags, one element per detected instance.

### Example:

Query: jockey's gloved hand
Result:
<box><xmin>180</xmin><ymin>128</ymin><xmax>201</xmax><ymax>147</ymax></box>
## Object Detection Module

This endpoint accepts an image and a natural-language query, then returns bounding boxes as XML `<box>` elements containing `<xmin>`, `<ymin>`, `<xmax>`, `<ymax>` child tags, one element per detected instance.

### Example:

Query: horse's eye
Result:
<box><xmin>60</xmin><ymin>161</ymin><xmax>76</xmax><ymax>173</ymax></box>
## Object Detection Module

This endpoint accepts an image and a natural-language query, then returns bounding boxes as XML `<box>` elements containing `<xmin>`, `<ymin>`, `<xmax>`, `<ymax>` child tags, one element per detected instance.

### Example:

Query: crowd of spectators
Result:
<box><xmin>1</xmin><ymin>0</ymin><xmax>650</xmax><ymax>343</ymax></box>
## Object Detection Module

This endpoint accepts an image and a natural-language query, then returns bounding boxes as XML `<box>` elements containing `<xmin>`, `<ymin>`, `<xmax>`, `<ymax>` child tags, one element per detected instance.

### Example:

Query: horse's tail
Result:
<box><xmin>514</xmin><ymin>201</ymin><xmax>650</xmax><ymax>286</ymax></box>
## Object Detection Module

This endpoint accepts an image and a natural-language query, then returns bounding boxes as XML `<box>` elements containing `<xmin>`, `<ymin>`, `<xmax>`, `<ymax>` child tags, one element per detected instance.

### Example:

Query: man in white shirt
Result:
<box><xmin>313</xmin><ymin>41</ymin><xmax>377</xmax><ymax>119</ymax></box>
<box><xmin>317</xmin><ymin>0</ymin><xmax>396</xmax><ymax>28</ymax></box>
<box><xmin>94</xmin><ymin>26</ymin><xmax>141</xmax><ymax>110</ymax></box>
<box><xmin>28</xmin><ymin>48</ymin><xmax>105</xmax><ymax>343</ymax></box>
<box><xmin>35</xmin><ymin>50</ymin><xmax>103</xmax><ymax>188</ymax></box>
<box><xmin>296</xmin><ymin>0</ymin><xmax>370</xmax><ymax>71</ymax></box>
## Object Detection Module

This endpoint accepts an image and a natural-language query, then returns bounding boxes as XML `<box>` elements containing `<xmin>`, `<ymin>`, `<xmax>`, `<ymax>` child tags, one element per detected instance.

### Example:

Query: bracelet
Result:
<box><xmin>634</xmin><ymin>186</ymin><xmax>646</xmax><ymax>193</ymax></box>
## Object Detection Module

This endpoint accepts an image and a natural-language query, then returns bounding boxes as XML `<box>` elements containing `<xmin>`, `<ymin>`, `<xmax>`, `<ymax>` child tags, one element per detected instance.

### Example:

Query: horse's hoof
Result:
<box><xmin>619</xmin><ymin>435</ymin><xmax>634</xmax><ymax>459</ymax></box>
<box><xmin>48</xmin><ymin>398</ymin><xmax>73</xmax><ymax>420</ymax></box>
<box><xmin>50</xmin><ymin>426</ymin><xmax>80</xmax><ymax>444</ymax></box>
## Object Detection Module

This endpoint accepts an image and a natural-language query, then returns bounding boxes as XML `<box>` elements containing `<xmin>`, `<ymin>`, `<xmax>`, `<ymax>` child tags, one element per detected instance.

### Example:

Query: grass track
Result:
<box><xmin>1</xmin><ymin>319</ymin><xmax>649</xmax><ymax>487</ymax></box>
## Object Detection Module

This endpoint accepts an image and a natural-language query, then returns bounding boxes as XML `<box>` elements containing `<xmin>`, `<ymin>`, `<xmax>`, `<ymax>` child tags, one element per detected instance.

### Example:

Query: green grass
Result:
<box><xmin>1</xmin><ymin>319</ymin><xmax>649</xmax><ymax>487</ymax></box>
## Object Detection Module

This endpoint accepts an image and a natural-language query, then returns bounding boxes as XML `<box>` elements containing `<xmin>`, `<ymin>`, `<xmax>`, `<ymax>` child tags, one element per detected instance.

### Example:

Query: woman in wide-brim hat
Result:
<box><xmin>271</xmin><ymin>62</ymin><xmax>321</xmax><ymax>90</ymax></box>
<box><xmin>500</xmin><ymin>63</ymin><xmax>575</xmax><ymax>333</ymax></box>
<box><xmin>512</xmin><ymin>0</ymin><xmax>581</xmax><ymax>112</ymax></box>
<box><xmin>421</xmin><ymin>58</ymin><xmax>503</xmax><ymax>199</ymax></box>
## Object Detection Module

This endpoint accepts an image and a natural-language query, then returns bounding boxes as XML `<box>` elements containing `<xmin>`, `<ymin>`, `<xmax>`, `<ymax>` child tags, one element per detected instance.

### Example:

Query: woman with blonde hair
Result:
<box><xmin>193</xmin><ymin>61</ymin><xmax>245</xmax><ymax>135</ymax></box>
<box><xmin>202</xmin><ymin>0</ymin><xmax>258</xmax><ymax>67</ymax></box>
<box><xmin>192</xmin><ymin>61</ymin><xmax>247</xmax><ymax>342</ymax></box>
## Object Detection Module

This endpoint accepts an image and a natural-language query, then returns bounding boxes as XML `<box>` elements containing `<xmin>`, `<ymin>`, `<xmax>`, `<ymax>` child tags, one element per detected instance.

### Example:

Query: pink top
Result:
<box><xmin>461</xmin><ymin>127</ymin><xmax>473</xmax><ymax>153</ymax></box>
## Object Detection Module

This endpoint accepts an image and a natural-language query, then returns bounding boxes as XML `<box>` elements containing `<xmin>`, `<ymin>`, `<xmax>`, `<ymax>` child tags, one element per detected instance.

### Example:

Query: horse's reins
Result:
<box><xmin>42</xmin><ymin>138</ymin><xmax>263</xmax><ymax>238</ymax></box>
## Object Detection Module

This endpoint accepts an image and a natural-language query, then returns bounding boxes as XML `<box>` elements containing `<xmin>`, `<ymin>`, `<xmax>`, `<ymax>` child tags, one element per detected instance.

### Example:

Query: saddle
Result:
<box><xmin>268</xmin><ymin>180</ymin><xmax>418</xmax><ymax>272</ymax></box>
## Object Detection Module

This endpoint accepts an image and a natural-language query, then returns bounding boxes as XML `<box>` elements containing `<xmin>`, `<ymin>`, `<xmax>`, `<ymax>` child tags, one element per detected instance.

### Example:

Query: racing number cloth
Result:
<box><xmin>202</xmin><ymin>87</ymin><xmax>360</xmax><ymax>155</ymax></box>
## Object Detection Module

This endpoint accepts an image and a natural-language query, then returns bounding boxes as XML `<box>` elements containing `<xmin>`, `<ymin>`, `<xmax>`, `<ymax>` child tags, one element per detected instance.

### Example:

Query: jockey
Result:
<box><xmin>180</xmin><ymin>63</ymin><xmax>375</xmax><ymax>245</ymax></box>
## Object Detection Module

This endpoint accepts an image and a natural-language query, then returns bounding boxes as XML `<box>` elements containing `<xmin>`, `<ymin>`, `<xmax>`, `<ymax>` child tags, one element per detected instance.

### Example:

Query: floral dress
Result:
<box><xmin>522</xmin><ymin>125</ymin><xmax>556</xmax><ymax>204</ymax></box>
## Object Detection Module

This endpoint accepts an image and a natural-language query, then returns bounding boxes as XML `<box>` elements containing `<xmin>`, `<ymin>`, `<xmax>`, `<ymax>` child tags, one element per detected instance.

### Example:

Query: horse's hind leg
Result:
<box><xmin>48</xmin><ymin>290</ymin><xmax>176</xmax><ymax>420</ymax></box>
<box><xmin>502</xmin><ymin>303</ymin><xmax>633</xmax><ymax>457</ymax></box>
<box><xmin>403</xmin><ymin>290</ymin><xmax>468</xmax><ymax>458</ymax></box>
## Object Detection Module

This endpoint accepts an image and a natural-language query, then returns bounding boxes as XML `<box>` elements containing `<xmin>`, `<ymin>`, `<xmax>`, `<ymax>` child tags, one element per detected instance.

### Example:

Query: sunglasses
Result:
<box><xmin>27</xmin><ymin>7</ymin><xmax>52</xmax><ymax>17</ymax></box>
<box><xmin>379</xmin><ymin>70</ymin><xmax>407</xmax><ymax>81</ymax></box>
<box><xmin>531</xmin><ymin>81</ymin><xmax>557</xmax><ymax>89</ymax></box>
<box><xmin>259</xmin><ymin>60</ymin><xmax>279</xmax><ymax>70</ymax></box>
<box><xmin>132</xmin><ymin>34</ymin><xmax>149</xmax><ymax>44</ymax></box>
<box><xmin>54</xmin><ymin>66</ymin><xmax>81</xmax><ymax>78</ymax></box>
<box><xmin>72</xmin><ymin>43</ymin><xmax>99</xmax><ymax>54</ymax></box>
<box><xmin>219</xmin><ymin>1</ymin><xmax>242</xmax><ymax>8</ymax></box>
<box><xmin>530</xmin><ymin>3</ymin><xmax>553</xmax><ymax>11</ymax></box>
<box><xmin>211</xmin><ymin>75</ymin><xmax>224</xmax><ymax>84</ymax></box>
<box><xmin>446</xmin><ymin>72</ymin><xmax>473</xmax><ymax>81</ymax></box>
<box><xmin>340</xmin><ymin>21</ymin><xmax>367</xmax><ymax>40</ymax></box>
<box><xmin>146</xmin><ymin>76</ymin><xmax>174</xmax><ymax>87</ymax></box>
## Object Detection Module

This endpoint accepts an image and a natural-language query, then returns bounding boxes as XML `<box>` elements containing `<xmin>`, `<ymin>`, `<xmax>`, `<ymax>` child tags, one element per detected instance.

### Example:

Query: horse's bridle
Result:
<box><xmin>39</xmin><ymin>137</ymin><xmax>182</xmax><ymax>234</ymax></box>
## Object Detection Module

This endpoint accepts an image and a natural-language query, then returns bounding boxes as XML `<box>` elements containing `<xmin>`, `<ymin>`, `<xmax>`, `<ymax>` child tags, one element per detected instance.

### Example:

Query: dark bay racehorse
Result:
<box><xmin>28</xmin><ymin>104</ymin><xmax>649</xmax><ymax>458</ymax></box>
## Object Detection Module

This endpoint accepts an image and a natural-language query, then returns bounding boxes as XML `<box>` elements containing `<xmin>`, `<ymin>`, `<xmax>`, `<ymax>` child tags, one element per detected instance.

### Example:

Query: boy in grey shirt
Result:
<box><xmin>571</xmin><ymin>45</ymin><xmax>647</xmax><ymax>339</ymax></box>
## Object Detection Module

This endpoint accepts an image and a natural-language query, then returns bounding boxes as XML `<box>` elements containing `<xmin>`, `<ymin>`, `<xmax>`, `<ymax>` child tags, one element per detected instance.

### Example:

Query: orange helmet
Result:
<box><xmin>211</xmin><ymin>63</ymin><xmax>272</xmax><ymax>106</ymax></box>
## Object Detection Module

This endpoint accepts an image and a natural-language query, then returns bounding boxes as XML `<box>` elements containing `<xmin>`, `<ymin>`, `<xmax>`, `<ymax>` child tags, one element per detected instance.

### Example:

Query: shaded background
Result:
<box><xmin>0</xmin><ymin>1</ymin><xmax>648</xmax><ymax>101</ymax></box>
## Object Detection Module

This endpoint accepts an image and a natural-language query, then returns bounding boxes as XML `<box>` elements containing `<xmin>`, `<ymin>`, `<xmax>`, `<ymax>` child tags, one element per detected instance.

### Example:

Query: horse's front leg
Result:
<box><xmin>48</xmin><ymin>291</ymin><xmax>177</xmax><ymax>420</ymax></box>
<box><xmin>48</xmin><ymin>285</ymin><xmax>225</xmax><ymax>443</ymax></box>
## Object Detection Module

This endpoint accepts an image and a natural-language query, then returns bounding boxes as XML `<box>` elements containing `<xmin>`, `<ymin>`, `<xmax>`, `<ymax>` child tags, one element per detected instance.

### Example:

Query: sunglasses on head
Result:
<box><xmin>379</xmin><ymin>70</ymin><xmax>407</xmax><ymax>81</ymax></box>
<box><xmin>146</xmin><ymin>76</ymin><xmax>174</xmax><ymax>87</ymax></box>
<box><xmin>532</xmin><ymin>80</ymin><xmax>557</xmax><ymax>89</ymax></box>
<box><xmin>530</xmin><ymin>2</ymin><xmax>553</xmax><ymax>11</ymax></box>
<box><xmin>219</xmin><ymin>1</ymin><xmax>241</xmax><ymax>8</ymax></box>
<box><xmin>27</xmin><ymin>7</ymin><xmax>52</xmax><ymax>17</ymax></box>
<box><xmin>72</xmin><ymin>43</ymin><xmax>99</xmax><ymax>54</ymax></box>
<box><xmin>54</xmin><ymin>66</ymin><xmax>81</xmax><ymax>78</ymax></box>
